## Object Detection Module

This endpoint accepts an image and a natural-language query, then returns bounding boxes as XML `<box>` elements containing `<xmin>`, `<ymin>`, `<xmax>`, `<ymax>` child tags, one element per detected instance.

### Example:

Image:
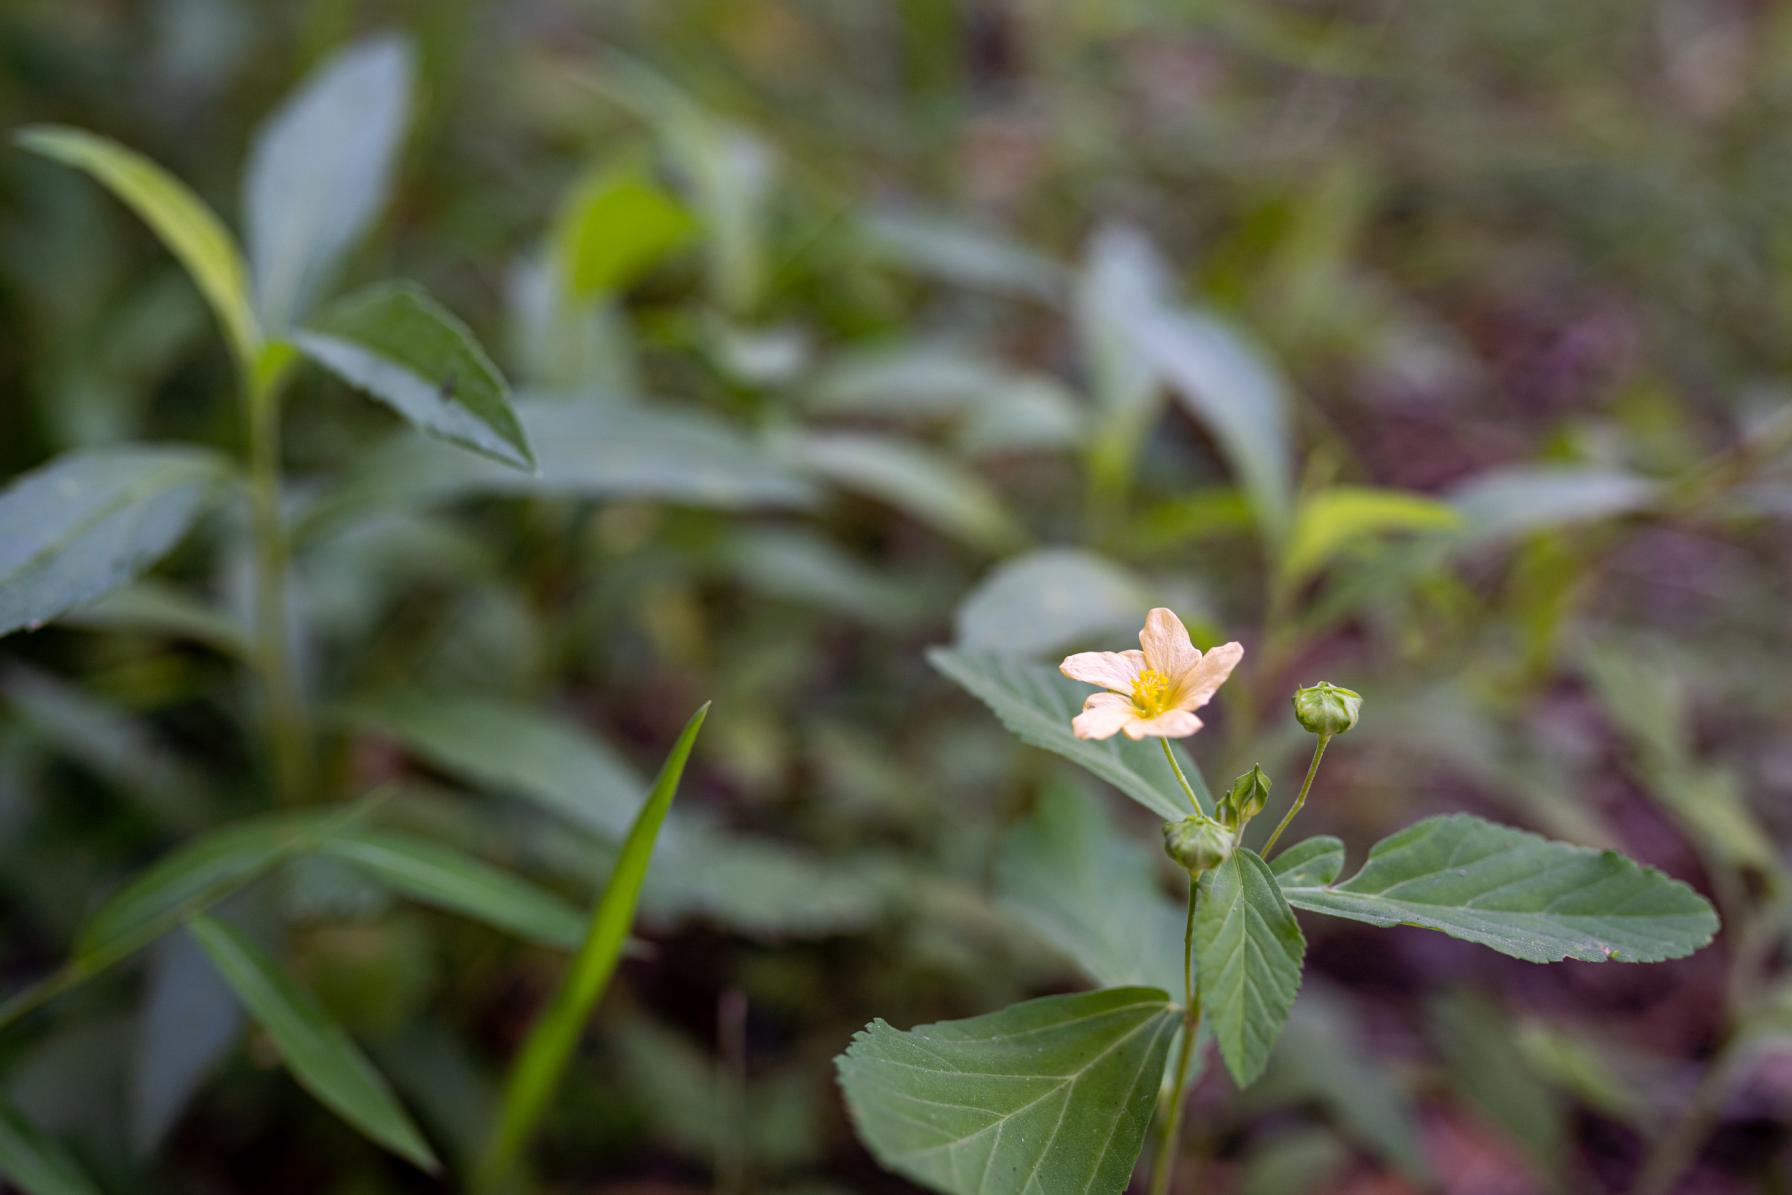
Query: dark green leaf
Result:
<box><xmin>0</xmin><ymin>1101</ymin><xmax>104</xmax><ymax>1195</ymax></box>
<box><xmin>1196</xmin><ymin>849</ymin><xmax>1305</xmax><ymax>1086</ymax></box>
<box><xmin>1267</xmin><ymin>837</ymin><xmax>1344</xmax><ymax>887</ymax></box>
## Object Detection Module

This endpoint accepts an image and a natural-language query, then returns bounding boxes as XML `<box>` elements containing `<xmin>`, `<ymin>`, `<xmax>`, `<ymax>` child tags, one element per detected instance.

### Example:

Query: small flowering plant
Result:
<box><xmin>838</xmin><ymin>609</ymin><xmax>1720</xmax><ymax>1195</ymax></box>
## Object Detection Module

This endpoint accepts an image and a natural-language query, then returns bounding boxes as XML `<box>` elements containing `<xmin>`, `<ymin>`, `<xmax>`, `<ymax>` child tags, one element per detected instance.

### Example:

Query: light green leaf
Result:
<box><xmin>954</xmin><ymin>550</ymin><xmax>1152</xmax><ymax>658</ymax></box>
<box><xmin>0</xmin><ymin>1101</ymin><xmax>104</xmax><ymax>1195</ymax></box>
<box><xmin>553</xmin><ymin>160</ymin><xmax>696</xmax><ymax>300</ymax></box>
<box><xmin>1266</xmin><ymin>837</ymin><xmax>1344</xmax><ymax>887</ymax></box>
<box><xmin>244</xmin><ymin>35</ymin><xmax>412</xmax><ymax>331</ymax></box>
<box><xmin>1280</xmin><ymin>815</ymin><xmax>1720</xmax><ymax>963</ymax></box>
<box><xmin>1282</xmin><ymin>486</ymin><xmax>1460</xmax><ymax>586</ymax></box>
<box><xmin>860</xmin><ymin>208</ymin><xmax>1065</xmax><ymax>301</ymax></box>
<box><xmin>996</xmin><ymin>782</ymin><xmax>1183</xmax><ymax>992</ymax></box>
<box><xmin>295</xmin><ymin>282</ymin><xmax>532</xmax><ymax>470</ymax></box>
<box><xmin>1447</xmin><ymin>467</ymin><xmax>1661</xmax><ymax>545</ymax></box>
<box><xmin>476</xmin><ymin>704</ymin><xmax>707</xmax><ymax>1192</ymax></box>
<box><xmin>0</xmin><ymin>446</ymin><xmax>229</xmax><ymax>638</ymax></box>
<box><xmin>928</xmin><ymin>647</ymin><xmax>1207</xmax><ymax>820</ymax></box>
<box><xmin>317</xmin><ymin>828</ymin><xmax>585</xmax><ymax>950</ymax></box>
<box><xmin>790</xmin><ymin>432</ymin><xmax>1024</xmax><ymax>551</ymax></box>
<box><xmin>188</xmin><ymin>917</ymin><xmax>438</xmax><ymax>1170</ymax></box>
<box><xmin>808</xmin><ymin>345</ymin><xmax>1010</xmax><ymax>418</ymax></box>
<box><xmin>1195</xmin><ymin>849</ymin><xmax>1305</xmax><ymax>1086</ymax></box>
<box><xmin>15</xmin><ymin>124</ymin><xmax>260</xmax><ymax>365</ymax></box>
<box><xmin>836</xmin><ymin>987</ymin><xmax>1181</xmax><ymax>1195</ymax></box>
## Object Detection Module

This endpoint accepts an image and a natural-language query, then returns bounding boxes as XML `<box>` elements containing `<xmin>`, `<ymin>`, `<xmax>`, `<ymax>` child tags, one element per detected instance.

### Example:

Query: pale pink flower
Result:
<box><xmin>1059</xmin><ymin>608</ymin><xmax>1243</xmax><ymax>741</ymax></box>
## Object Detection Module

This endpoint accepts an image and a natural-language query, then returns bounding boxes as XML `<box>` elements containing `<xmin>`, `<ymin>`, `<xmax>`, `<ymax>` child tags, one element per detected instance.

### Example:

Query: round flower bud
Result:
<box><xmin>1292</xmin><ymin>682</ymin><xmax>1362</xmax><ymax>738</ymax></box>
<box><xmin>1162</xmin><ymin>817</ymin><xmax>1234</xmax><ymax>875</ymax></box>
<box><xmin>1218</xmin><ymin>764</ymin><xmax>1271</xmax><ymax>829</ymax></box>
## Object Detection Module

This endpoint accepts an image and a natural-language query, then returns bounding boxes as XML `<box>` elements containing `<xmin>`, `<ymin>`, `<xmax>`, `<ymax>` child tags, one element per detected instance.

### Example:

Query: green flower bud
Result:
<box><xmin>1162</xmin><ymin>817</ymin><xmax>1234</xmax><ymax>875</ymax></box>
<box><xmin>1218</xmin><ymin>764</ymin><xmax>1272</xmax><ymax>829</ymax></box>
<box><xmin>1292</xmin><ymin>682</ymin><xmax>1362</xmax><ymax>738</ymax></box>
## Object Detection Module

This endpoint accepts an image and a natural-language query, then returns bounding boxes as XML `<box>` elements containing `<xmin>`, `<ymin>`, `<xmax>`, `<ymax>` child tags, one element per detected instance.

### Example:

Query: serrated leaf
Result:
<box><xmin>790</xmin><ymin>432</ymin><xmax>1024</xmax><ymax>551</ymax></box>
<box><xmin>16</xmin><ymin>125</ymin><xmax>259</xmax><ymax>365</ymax></box>
<box><xmin>476</xmin><ymin>704</ymin><xmax>707</xmax><ymax>1192</ymax></box>
<box><xmin>1195</xmin><ymin>850</ymin><xmax>1305</xmax><ymax>1086</ymax></box>
<box><xmin>0</xmin><ymin>446</ymin><xmax>229</xmax><ymax>638</ymax></box>
<box><xmin>836</xmin><ymin>987</ymin><xmax>1181</xmax><ymax>1195</ymax></box>
<box><xmin>928</xmin><ymin>647</ymin><xmax>1208</xmax><ymax>821</ymax></box>
<box><xmin>954</xmin><ymin>550</ymin><xmax>1153</xmax><ymax>659</ymax></box>
<box><xmin>295</xmin><ymin>282</ymin><xmax>532</xmax><ymax>470</ymax></box>
<box><xmin>553</xmin><ymin>160</ymin><xmax>696</xmax><ymax>300</ymax></box>
<box><xmin>244</xmin><ymin>35</ymin><xmax>412</xmax><ymax>331</ymax></box>
<box><xmin>1283</xmin><ymin>486</ymin><xmax>1460</xmax><ymax>586</ymax></box>
<box><xmin>188</xmin><ymin>917</ymin><xmax>438</xmax><ymax>1170</ymax></box>
<box><xmin>317</xmin><ymin>828</ymin><xmax>585</xmax><ymax>949</ymax></box>
<box><xmin>1280</xmin><ymin>815</ymin><xmax>1720</xmax><ymax>963</ymax></box>
<box><xmin>0</xmin><ymin>1100</ymin><xmax>104</xmax><ymax>1195</ymax></box>
<box><xmin>1267</xmin><ymin>837</ymin><xmax>1344</xmax><ymax>887</ymax></box>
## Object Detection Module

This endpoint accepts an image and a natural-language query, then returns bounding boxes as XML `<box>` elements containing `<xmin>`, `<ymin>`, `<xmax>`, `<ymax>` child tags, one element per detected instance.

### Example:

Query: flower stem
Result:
<box><xmin>244</xmin><ymin>357</ymin><xmax>310</xmax><ymax>805</ymax></box>
<box><xmin>1149</xmin><ymin>879</ymin><xmax>1201</xmax><ymax>1195</ymax></box>
<box><xmin>1262</xmin><ymin>734</ymin><xmax>1329</xmax><ymax>856</ymax></box>
<box><xmin>1160</xmin><ymin>739</ymin><xmax>1202</xmax><ymax>814</ymax></box>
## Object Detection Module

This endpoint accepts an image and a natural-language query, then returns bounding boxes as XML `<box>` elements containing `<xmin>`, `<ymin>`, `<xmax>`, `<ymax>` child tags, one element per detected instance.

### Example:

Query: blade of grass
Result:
<box><xmin>473</xmin><ymin>703</ymin><xmax>709</xmax><ymax>1193</ymax></box>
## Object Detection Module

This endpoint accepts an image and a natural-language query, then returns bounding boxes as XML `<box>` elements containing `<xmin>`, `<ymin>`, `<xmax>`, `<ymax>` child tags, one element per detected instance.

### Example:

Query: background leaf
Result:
<box><xmin>836</xmin><ymin>987</ymin><xmax>1181</xmax><ymax>1195</ymax></box>
<box><xmin>789</xmin><ymin>432</ymin><xmax>1024</xmax><ymax>551</ymax></box>
<box><xmin>552</xmin><ymin>160</ymin><xmax>696</xmax><ymax>300</ymax></box>
<box><xmin>954</xmin><ymin>550</ymin><xmax>1154</xmax><ymax>658</ymax></box>
<box><xmin>1282</xmin><ymin>486</ymin><xmax>1461</xmax><ymax>586</ymax></box>
<box><xmin>0</xmin><ymin>1100</ymin><xmax>104</xmax><ymax>1195</ymax></box>
<box><xmin>1447</xmin><ymin>467</ymin><xmax>1661</xmax><ymax>545</ymax></box>
<box><xmin>129</xmin><ymin>935</ymin><xmax>242</xmax><ymax>1156</ymax></box>
<box><xmin>1195</xmin><ymin>849</ymin><xmax>1305</xmax><ymax>1086</ymax></box>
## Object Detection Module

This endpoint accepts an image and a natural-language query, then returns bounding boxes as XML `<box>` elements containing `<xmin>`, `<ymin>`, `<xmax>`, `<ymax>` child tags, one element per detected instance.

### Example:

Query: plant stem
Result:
<box><xmin>245</xmin><ymin>358</ymin><xmax>310</xmax><ymax>804</ymax></box>
<box><xmin>1150</xmin><ymin>880</ymin><xmax>1201</xmax><ymax>1195</ymax></box>
<box><xmin>1160</xmin><ymin>739</ymin><xmax>1202</xmax><ymax>814</ymax></box>
<box><xmin>1262</xmin><ymin>734</ymin><xmax>1329</xmax><ymax>856</ymax></box>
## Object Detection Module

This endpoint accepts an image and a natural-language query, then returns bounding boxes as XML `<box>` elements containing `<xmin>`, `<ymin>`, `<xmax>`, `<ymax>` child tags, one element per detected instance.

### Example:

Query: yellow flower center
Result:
<box><xmin>1130</xmin><ymin>668</ymin><xmax>1175</xmax><ymax>717</ymax></box>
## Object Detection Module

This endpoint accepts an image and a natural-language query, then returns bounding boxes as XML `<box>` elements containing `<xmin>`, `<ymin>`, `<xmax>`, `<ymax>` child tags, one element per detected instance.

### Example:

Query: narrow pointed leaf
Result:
<box><xmin>1196</xmin><ymin>849</ymin><xmax>1305</xmax><ymax>1087</ymax></box>
<box><xmin>928</xmin><ymin>647</ymin><xmax>1208</xmax><ymax>820</ymax></box>
<box><xmin>0</xmin><ymin>1101</ymin><xmax>104</xmax><ymax>1195</ymax></box>
<box><xmin>295</xmin><ymin>283</ymin><xmax>532</xmax><ymax>470</ymax></box>
<box><xmin>476</xmin><ymin>704</ymin><xmax>708</xmax><ymax>1192</ymax></box>
<box><xmin>0</xmin><ymin>447</ymin><xmax>229</xmax><ymax>638</ymax></box>
<box><xmin>836</xmin><ymin>987</ymin><xmax>1181</xmax><ymax>1195</ymax></box>
<box><xmin>188</xmin><ymin>917</ymin><xmax>438</xmax><ymax>1171</ymax></box>
<box><xmin>1267</xmin><ymin>837</ymin><xmax>1344</xmax><ymax>887</ymax></box>
<box><xmin>1279</xmin><ymin>815</ymin><xmax>1720</xmax><ymax>963</ymax></box>
<box><xmin>789</xmin><ymin>432</ymin><xmax>1024</xmax><ymax>551</ymax></box>
<box><xmin>16</xmin><ymin>125</ymin><xmax>259</xmax><ymax>364</ymax></box>
<box><xmin>130</xmin><ymin>935</ymin><xmax>243</xmax><ymax>1156</ymax></box>
<box><xmin>1283</xmin><ymin>487</ymin><xmax>1460</xmax><ymax>585</ymax></box>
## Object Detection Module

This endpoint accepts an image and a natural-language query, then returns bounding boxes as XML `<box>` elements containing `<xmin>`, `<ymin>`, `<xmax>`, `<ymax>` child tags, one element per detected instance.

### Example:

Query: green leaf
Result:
<box><xmin>954</xmin><ymin>550</ymin><xmax>1153</xmax><ymax>659</ymax></box>
<box><xmin>836</xmin><ymin>987</ymin><xmax>1181</xmax><ymax>1195</ymax></box>
<box><xmin>1267</xmin><ymin>837</ymin><xmax>1344</xmax><ymax>887</ymax></box>
<box><xmin>928</xmin><ymin>647</ymin><xmax>1208</xmax><ymax>821</ymax></box>
<box><xmin>59</xmin><ymin>580</ymin><xmax>249</xmax><ymax>657</ymax></box>
<box><xmin>15</xmin><ymin>125</ymin><xmax>260</xmax><ymax>365</ymax></box>
<box><xmin>996</xmin><ymin>782</ymin><xmax>1183</xmax><ymax>992</ymax></box>
<box><xmin>1279</xmin><ymin>815</ymin><xmax>1720</xmax><ymax>963</ymax></box>
<box><xmin>0</xmin><ymin>446</ymin><xmax>229</xmax><ymax>638</ymax></box>
<box><xmin>295</xmin><ymin>282</ymin><xmax>532</xmax><ymax>470</ymax></box>
<box><xmin>131</xmin><ymin>936</ymin><xmax>242</xmax><ymax>1156</ymax></box>
<box><xmin>0</xmin><ymin>1100</ymin><xmax>104</xmax><ymax>1195</ymax></box>
<box><xmin>1447</xmin><ymin>467</ymin><xmax>1660</xmax><ymax>545</ymax></box>
<box><xmin>1282</xmin><ymin>486</ymin><xmax>1460</xmax><ymax>586</ymax></box>
<box><xmin>553</xmin><ymin>160</ymin><xmax>696</xmax><ymax>300</ymax></box>
<box><xmin>790</xmin><ymin>432</ymin><xmax>1024</xmax><ymax>552</ymax></box>
<box><xmin>476</xmin><ymin>704</ymin><xmax>708</xmax><ymax>1192</ymax></box>
<box><xmin>188</xmin><ymin>917</ymin><xmax>438</xmax><ymax>1170</ymax></box>
<box><xmin>860</xmin><ymin>208</ymin><xmax>1065</xmax><ymax>301</ymax></box>
<box><xmin>244</xmin><ymin>35</ymin><xmax>413</xmax><ymax>331</ymax></box>
<box><xmin>317</xmin><ymin>828</ymin><xmax>585</xmax><ymax>950</ymax></box>
<box><xmin>1195</xmin><ymin>849</ymin><xmax>1305</xmax><ymax>1087</ymax></box>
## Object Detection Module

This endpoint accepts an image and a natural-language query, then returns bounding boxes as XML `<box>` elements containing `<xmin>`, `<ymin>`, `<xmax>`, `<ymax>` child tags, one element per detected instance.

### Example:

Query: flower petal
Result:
<box><xmin>1120</xmin><ymin>709</ymin><xmax>1203</xmax><ymax>740</ymax></box>
<box><xmin>1139</xmin><ymin>608</ymin><xmax>1201</xmax><ymax>678</ymax></box>
<box><xmin>1072</xmin><ymin>693</ymin><xmax>1137</xmax><ymax>740</ymax></box>
<box><xmin>1172</xmin><ymin>641</ymin><xmax>1244</xmax><ymax>712</ymax></box>
<box><xmin>1060</xmin><ymin>649</ymin><xmax>1146</xmax><ymax>693</ymax></box>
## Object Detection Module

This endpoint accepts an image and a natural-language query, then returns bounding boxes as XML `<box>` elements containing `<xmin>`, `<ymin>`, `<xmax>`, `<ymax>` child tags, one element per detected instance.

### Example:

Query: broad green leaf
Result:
<box><xmin>996</xmin><ymin>782</ymin><xmax>1183</xmax><ymax>992</ymax></box>
<box><xmin>130</xmin><ymin>935</ymin><xmax>242</xmax><ymax>1156</ymax></box>
<box><xmin>15</xmin><ymin>125</ymin><xmax>260</xmax><ymax>365</ymax></box>
<box><xmin>188</xmin><ymin>917</ymin><xmax>438</xmax><ymax>1170</ymax></box>
<box><xmin>244</xmin><ymin>35</ymin><xmax>412</xmax><ymax>331</ymax></box>
<box><xmin>476</xmin><ymin>704</ymin><xmax>707</xmax><ymax>1192</ymax></box>
<box><xmin>295</xmin><ymin>282</ymin><xmax>532</xmax><ymax>470</ymax></box>
<box><xmin>1132</xmin><ymin>309</ymin><xmax>1294</xmax><ymax>541</ymax></box>
<box><xmin>0</xmin><ymin>447</ymin><xmax>229</xmax><ymax>638</ymax></box>
<box><xmin>1282</xmin><ymin>486</ymin><xmax>1460</xmax><ymax>586</ymax></box>
<box><xmin>317</xmin><ymin>828</ymin><xmax>585</xmax><ymax>950</ymax></box>
<box><xmin>954</xmin><ymin>378</ymin><xmax>1086</xmax><ymax>458</ymax></box>
<box><xmin>928</xmin><ymin>647</ymin><xmax>1208</xmax><ymax>820</ymax></box>
<box><xmin>808</xmin><ymin>345</ymin><xmax>1011</xmax><ymax>418</ymax></box>
<box><xmin>553</xmin><ymin>160</ymin><xmax>696</xmax><ymax>300</ymax></box>
<box><xmin>1266</xmin><ymin>837</ymin><xmax>1344</xmax><ymax>887</ymax></box>
<box><xmin>0</xmin><ymin>1100</ymin><xmax>103</xmax><ymax>1195</ymax></box>
<box><xmin>1280</xmin><ymin>815</ymin><xmax>1720</xmax><ymax>963</ymax></box>
<box><xmin>790</xmin><ymin>432</ymin><xmax>1024</xmax><ymax>552</ymax></box>
<box><xmin>860</xmin><ymin>208</ymin><xmax>1065</xmax><ymax>301</ymax></box>
<box><xmin>60</xmin><ymin>580</ymin><xmax>249</xmax><ymax>657</ymax></box>
<box><xmin>836</xmin><ymin>987</ymin><xmax>1181</xmax><ymax>1195</ymax></box>
<box><xmin>1195</xmin><ymin>849</ymin><xmax>1305</xmax><ymax>1086</ymax></box>
<box><xmin>1447</xmin><ymin>467</ymin><xmax>1660</xmax><ymax>545</ymax></box>
<box><xmin>954</xmin><ymin>550</ymin><xmax>1153</xmax><ymax>658</ymax></box>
